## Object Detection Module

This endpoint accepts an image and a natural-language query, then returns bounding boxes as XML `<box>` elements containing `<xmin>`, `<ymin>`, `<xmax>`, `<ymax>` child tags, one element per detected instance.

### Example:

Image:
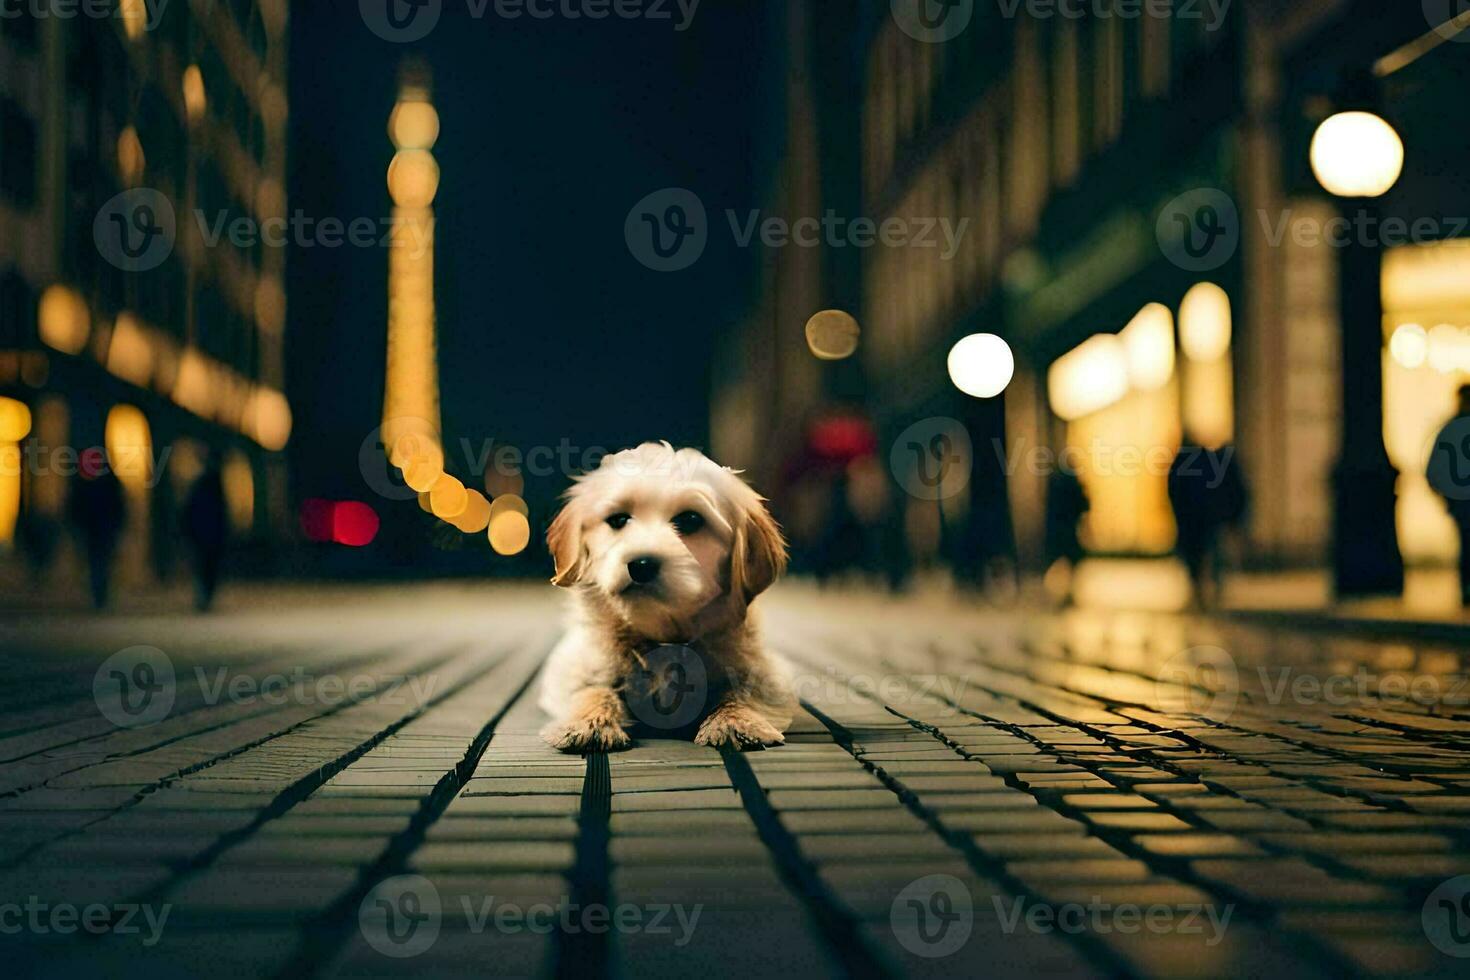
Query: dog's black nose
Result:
<box><xmin>627</xmin><ymin>557</ymin><xmax>661</xmax><ymax>585</ymax></box>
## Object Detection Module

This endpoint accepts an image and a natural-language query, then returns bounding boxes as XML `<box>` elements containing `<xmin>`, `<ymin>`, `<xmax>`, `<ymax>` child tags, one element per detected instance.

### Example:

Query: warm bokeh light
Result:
<box><xmin>105</xmin><ymin>404</ymin><xmax>152</xmax><ymax>489</ymax></box>
<box><xmin>333</xmin><ymin>501</ymin><xmax>380</xmax><ymax>547</ymax></box>
<box><xmin>488</xmin><ymin>492</ymin><xmax>529</xmax><ymax>521</ymax></box>
<box><xmin>105</xmin><ymin>313</ymin><xmax>153</xmax><ymax>387</ymax></box>
<box><xmin>429</xmin><ymin>473</ymin><xmax>469</xmax><ymax>520</ymax></box>
<box><xmin>244</xmin><ymin>387</ymin><xmax>292</xmax><ymax>451</ymax></box>
<box><xmin>119</xmin><ymin>0</ymin><xmax>147</xmax><ymax>39</ymax></box>
<box><xmin>182</xmin><ymin>65</ymin><xmax>207</xmax><ymax>123</ymax></box>
<box><xmin>1427</xmin><ymin>323</ymin><xmax>1462</xmax><ymax>374</ymax></box>
<box><xmin>38</xmin><ymin>284</ymin><xmax>89</xmax><ymax>354</ymax></box>
<box><xmin>117</xmin><ymin>126</ymin><xmax>146</xmax><ymax>184</ymax></box>
<box><xmin>172</xmin><ymin>350</ymin><xmax>216</xmax><ymax>418</ymax></box>
<box><xmin>1309</xmin><ymin>110</ymin><xmax>1404</xmax><ymax>198</ymax></box>
<box><xmin>223</xmin><ymin>450</ymin><xmax>255</xmax><ymax>534</ymax></box>
<box><xmin>0</xmin><ymin>397</ymin><xmax>31</xmax><ymax>443</ymax></box>
<box><xmin>1120</xmin><ymin>303</ymin><xmax>1175</xmax><ymax>391</ymax></box>
<box><xmin>451</xmin><ymin>489</ymin><xmax>491</xmax><ymax>533</ymax></box>
<box><xmin>488</xmin><ymin>509</ymin><xmax>531</xmax><ymax>556</ymax></box>
<box><xmin>947</xmin><ymin>333</ymin><xmax>1014</xmax><ymax>398</ymax></box>
<box><xmin>1179</xmin><ymin>282</ymin><xmax>1232</xmax><ymax>363</ymax></box>
<box><xmin>1049</xmin><ymin>334</ymin><xmax>1128</xmax><ymax>420</ymax></box>
<box><xmin>1389</xmin><ymin>323</ymin><xmax>1427</xmax><ymax>369</ymax></box>
<box><xmin>804</xmin><ymin>309</ymin><xmax>861</xmax><ymax>360</ymax></box>
<box><xmin>389</xmin><ymin>100</ymin><xmax>440</xmax><ymax>150</ymax></box>
<box><xmin>387</xmin><ymin>149</ymin><xmax>440</xmax><ymax>209</ymax></box>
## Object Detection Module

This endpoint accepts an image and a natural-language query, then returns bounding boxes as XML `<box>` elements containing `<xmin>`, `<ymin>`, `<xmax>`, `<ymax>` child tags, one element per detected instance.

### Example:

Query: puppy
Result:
<box><xmin>538</xmin><ymin>442</ymin><xmax>794</xmax><ymax>752</ymax></box>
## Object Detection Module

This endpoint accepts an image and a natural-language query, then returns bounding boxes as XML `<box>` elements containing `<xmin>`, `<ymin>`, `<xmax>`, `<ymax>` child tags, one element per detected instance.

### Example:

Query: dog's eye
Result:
<box><xmin>605</xmin><ymin>513</ymin><xmax>631</xmax><ymax>530</ymax></box>
<box><xmin>671</xmin><ymin>511</ymin><xmax>705</xmax><ymax>536</ymax></box>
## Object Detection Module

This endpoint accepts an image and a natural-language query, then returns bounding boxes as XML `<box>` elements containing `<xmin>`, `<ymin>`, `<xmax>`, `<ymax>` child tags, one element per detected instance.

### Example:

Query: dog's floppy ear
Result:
<box><xmin>731</xmin><ymin>495</ymin><xmax>788</xmax><ymax>601</ymax></box>
<box><xmin>547</xmin><ymin>496</ymin><xmax>587</xmax><ymax>587</ymax></box>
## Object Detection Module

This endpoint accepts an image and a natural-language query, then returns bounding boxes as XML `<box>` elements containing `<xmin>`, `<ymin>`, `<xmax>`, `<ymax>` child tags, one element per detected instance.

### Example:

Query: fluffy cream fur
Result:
<box><xmin>538</xmin><ymin>442</ymin><xmax>794</xmax><ymax>752</ymax></box>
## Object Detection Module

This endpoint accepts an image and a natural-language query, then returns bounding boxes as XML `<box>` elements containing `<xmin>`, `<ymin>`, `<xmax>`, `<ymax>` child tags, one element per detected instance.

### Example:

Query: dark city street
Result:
<box><xmin>4</xmin><ymin>0</ymin><xmax>1470</xmax><ymax>978</ymax></box>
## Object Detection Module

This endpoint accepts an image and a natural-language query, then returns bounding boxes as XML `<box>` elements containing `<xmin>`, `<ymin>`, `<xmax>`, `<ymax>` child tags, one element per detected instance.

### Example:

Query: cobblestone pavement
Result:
<box><xmin>3</xmin><ymin>583</ymin><xmax>1470</xmax><ymax>978</ymax></box>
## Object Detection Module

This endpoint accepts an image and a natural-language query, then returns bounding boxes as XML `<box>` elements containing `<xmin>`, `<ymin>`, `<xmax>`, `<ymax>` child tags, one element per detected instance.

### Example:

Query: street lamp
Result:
<box><xmin>1314</xmin><ymin>76</ymin><xmax>1406</xmax><ymax>597</ymax></box>
<box><xmin>1309</xmin><ymin>110</ymin><xmax>1404</xmax><ymax>198</ymax></box>
<box><xmin>947</xmin><ymin>333</ymin><xmax>1014</xmax><ymax>399</ymax></box>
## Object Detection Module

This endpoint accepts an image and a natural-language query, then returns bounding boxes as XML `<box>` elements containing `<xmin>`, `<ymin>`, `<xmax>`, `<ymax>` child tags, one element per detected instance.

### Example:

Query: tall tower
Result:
<box><xmin>382</xmin><ymin>58</ymin><xmax>445</xmax><ymax>493</ymax></box>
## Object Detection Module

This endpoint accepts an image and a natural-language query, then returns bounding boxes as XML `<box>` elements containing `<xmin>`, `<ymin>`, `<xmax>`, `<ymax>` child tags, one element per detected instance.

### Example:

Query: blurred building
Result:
<box><xmin>718</xmin><ymin>0</ymin><xmax>1470</xmax><ymax>596</ymax></box>
<box><xmin>0</xmin><ymin>2</ymin><xmax>291</xmax><ymax>588</ymax></box>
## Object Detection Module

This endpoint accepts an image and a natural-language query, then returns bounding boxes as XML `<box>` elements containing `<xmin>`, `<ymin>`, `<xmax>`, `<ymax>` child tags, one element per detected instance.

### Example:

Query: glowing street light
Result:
<box><xmin>947</xmin><ymin>333</ymin><xmax>1014</xmax><ymax>399</ymax></box>
<box><xmin>1310</xmin><ymin>110</ymin><xmax>1404</xmax><ymax>198</ymax></box>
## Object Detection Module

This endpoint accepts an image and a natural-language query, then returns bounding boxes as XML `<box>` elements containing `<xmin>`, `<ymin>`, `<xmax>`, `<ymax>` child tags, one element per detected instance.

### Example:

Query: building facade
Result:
<box><xmin>717</xmin><ymin>0</ymin><xmax>1470</xmax><ymax>594</ymax></box>
<box><xmin>0</xmin><ymin>0</ymin><xmax>291</xmax><ymax>589</ymax></box>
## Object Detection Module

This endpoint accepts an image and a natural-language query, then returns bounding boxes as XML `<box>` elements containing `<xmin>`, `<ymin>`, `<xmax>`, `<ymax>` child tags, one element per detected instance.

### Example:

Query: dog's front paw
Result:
<box><xmin>694</xmin><ymin>706</ymin><xmax>785</xmax><ymax>750</ymax></box>
<box><xmin>541</xmin><ymin>719</ymin><xmax>632</xmax><ymax>753</ymax></box>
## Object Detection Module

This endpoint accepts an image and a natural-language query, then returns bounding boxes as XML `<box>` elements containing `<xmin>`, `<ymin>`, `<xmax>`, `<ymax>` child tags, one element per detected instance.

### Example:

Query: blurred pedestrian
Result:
<box><xmin>183</xmin><ymin>457</ymin><xmax>229</xmax><ymax>611</ymax></box>
<box><xmin>1427</xmin><ymin>384</ymin><xmax>1470</xmax><ymax>606</ymax></box>
<box><xmin>68</xmin><ymin>465</ymin><xmax>125</xmax><ymax>609</ymax></box>
<box><xmin>1168</xmin><ymin>440</ymin><xmax>1248</xmax><ymax>608</ymax></box>
<box><xmin>1043</xmin><ymin>468</ymin><xmax>1089</xmax><ymax>605</ymax></box>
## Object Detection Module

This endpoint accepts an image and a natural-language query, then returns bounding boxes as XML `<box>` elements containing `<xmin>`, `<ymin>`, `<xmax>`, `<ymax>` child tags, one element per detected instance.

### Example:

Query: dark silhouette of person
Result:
<box><xmin>1043</xmin><ymin>468</ymin><xmax>1089</xmax><ymax>604</ymax></box>
<box><xmin>183</xmin><ymin>460</ymin><xmax>229</xmax><ymax>611</ymax></box>
<box><xmin>1168</xmin><ymin>439</ymin><xmax>1247</xmax><ymax>608</ymax></box>
<box><xmin>68</xmin><ymin>465</ymin><xmax>126</xmax><ymax>609</ymax></box>
<box><xmin>1427</xmin><ymin>384</ymin><xmax>1470</xmax><ymax>606</ymax></box>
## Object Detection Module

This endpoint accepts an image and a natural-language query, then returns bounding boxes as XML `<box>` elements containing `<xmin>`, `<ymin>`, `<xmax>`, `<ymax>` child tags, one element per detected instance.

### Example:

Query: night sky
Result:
<box><xmin>286</xmin><ymin>1</ymin><xmax>780</xmax><ymax>502</ymax></box>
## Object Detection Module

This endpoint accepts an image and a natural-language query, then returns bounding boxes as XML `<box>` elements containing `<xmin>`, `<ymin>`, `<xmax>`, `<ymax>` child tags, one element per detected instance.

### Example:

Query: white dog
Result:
<box><xmin>538</xmin><ymin>442</ymin><xmax>795</xmax><ymax>752</ymax></box>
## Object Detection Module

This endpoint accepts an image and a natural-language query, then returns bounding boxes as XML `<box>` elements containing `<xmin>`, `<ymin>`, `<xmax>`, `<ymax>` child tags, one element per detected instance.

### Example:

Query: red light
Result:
<box><xmin>332</xmin><ymin>501</ymin><xmax>379</xmax><ymax>547</ymax></box>
<box><xmin>809</xmin><ymin>416</ymin><xmax>877</xmax><ymax>461</ymax></box>
<box><xmin>300</xmin><ymin>499</ymin><xmax>379</xmax><ymax>546</ymax></box>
